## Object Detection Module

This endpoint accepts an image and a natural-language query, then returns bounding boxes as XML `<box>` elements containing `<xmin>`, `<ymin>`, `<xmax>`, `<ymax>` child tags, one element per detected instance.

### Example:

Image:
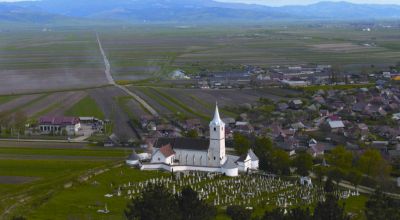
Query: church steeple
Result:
<box><xmin>209</xmin><ymin>102</ymin><xmax>226</xmax><ymax>166</ymax></box>
<box><xmin>210</xmin><ymin>102</ymin><xmax>224</xmax><ymax>127</ymax></box>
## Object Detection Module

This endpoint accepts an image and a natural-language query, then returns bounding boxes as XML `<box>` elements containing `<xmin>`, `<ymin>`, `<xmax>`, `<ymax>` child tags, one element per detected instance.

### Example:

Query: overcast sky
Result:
<box><xmin>0</xmin><ymin>0</ymin><xmax>399</xmax><ymax>6</ymax></box>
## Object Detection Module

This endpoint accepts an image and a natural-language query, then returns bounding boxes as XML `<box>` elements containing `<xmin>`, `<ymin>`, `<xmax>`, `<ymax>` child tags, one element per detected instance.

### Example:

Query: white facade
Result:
<box><xmin>151</xmin><ymin>150</ymin><xmax>174</xmax><ymax>165</ymax></box>
<box><xmin>208</xmin><ymin>104</ymin><xmax>227</xmax><ymax>167</ymax></box>
<box><xmin>175</xmin><ymin>149</ymin><xmax>208</xmax><ymax>166</ymax></box>
<box><xmin>39</xmin><ymin>123</ymin><xmax>80</xmax><ymax>136</ymax></box>
<box><xmin>237</xmin><ymin>154</ymin><xmax>252</xmax><ymax>172</ymax></box>
<box><xmin>139</xmin><ymin>103</ymin><xmax>259</xmax><ymax>177</ymax></box>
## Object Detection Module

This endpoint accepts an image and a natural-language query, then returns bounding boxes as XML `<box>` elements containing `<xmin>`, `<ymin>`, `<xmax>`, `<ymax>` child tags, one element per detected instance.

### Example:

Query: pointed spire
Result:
<box><xmin>210</xmin><ymin>102</ymin><xmax>224</xmax><ymax>126</ymax></box>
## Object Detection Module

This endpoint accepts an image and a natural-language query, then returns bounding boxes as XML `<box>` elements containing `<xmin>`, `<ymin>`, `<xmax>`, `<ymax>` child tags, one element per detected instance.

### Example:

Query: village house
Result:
<box><xmin>38</xmin><ymin>116</ymin><xmax>80</xmax><ymax>136</ymax></box>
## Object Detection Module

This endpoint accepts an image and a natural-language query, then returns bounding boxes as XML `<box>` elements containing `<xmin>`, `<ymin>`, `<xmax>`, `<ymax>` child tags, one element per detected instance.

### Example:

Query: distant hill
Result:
<box><xmin>0</xmin><ymin>0</ymin><xmax>399</xmax><ymax>24</ymax></box>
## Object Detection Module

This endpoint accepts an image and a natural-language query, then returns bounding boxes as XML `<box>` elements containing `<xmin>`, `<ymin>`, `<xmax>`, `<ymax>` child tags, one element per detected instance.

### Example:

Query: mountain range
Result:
<box><xmin>0</xmin><ymin>0</ymin><xmax>399</xmax><ymax>24</ymax></box>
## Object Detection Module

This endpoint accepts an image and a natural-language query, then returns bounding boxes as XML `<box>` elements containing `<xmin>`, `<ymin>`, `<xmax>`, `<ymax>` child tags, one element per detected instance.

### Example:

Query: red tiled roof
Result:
<box><xmin>159</xmin><ymin>144</ymin><xmax>175</xmax><ymax>157</ymax></box>
<box><xmin>39</xmin><ymin>116</ymin><xmax>79</xmax><ymax>126</ymax></box>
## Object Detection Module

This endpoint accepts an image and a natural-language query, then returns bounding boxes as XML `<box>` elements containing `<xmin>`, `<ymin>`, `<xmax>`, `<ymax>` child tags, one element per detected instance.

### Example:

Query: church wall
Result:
<box><xmin>174</xmin><ymin>149</ymin><xmax>208</xmax><ymax>166</ymax></box>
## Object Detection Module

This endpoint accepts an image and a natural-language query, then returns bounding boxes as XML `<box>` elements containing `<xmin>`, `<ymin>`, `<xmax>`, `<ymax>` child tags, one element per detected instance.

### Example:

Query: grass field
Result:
<box><xmin>22</xmin><ymin>164</ymin><xmax>369</xmax><ymax>220</ymax></box>
<box><xmin>0</xmin><ymin>143</ymin><xmax>129</xmax><ymax>219</ymax></box>
<box><xmin>0</xmin><ymin>95</ymin><xmax>18</xmax><ymax>105</ymax></box>
<box><xmin>65</xmin><ymin>96</ymin><xmax>105</xmax><ymax>119</ymax></box>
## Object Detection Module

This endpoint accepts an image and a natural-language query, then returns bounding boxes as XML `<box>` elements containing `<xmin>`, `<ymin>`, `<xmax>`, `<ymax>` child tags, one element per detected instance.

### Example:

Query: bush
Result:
<box><xmin>226</xmin><ymin>205</ymin><xmax>252</xmax><ymax>220</ymax></box>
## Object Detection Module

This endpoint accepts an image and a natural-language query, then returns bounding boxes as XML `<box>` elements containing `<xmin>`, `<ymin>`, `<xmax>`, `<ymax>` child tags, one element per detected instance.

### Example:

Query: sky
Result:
<box><xmin>0</xmin><ymin>0</ymin><xmax>399</xmax><ymax>6</ymax></box>
<box><xmin>218</xmin><ymin>0</ymin><xmax>400</xmax><ymax>6</ymax></box>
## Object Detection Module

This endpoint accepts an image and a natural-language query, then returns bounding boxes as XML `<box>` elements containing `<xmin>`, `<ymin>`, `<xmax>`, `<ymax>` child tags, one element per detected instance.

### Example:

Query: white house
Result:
<box><xmin>237</xmin><ymin>154</ymin><xmax>252</xmax><ymax>172</ymax></box>
<box><xmin>139</xmin><ymin>104</ymin><xmax>259</xmax><ymax>177</ymax></box>
<box><xmin>39</xmin><ymin>116</ymin><xmax>80</xmax><ymax>136</ymax></box>
<box><xmin>151</xmin><ymin>144</ymin><xmax>175</xmax><ymax>165</ymax></box>
<box><xmin>248</xmin><ymin>149</ymin><xmax>259</xmax><ymax>170</ymax></box>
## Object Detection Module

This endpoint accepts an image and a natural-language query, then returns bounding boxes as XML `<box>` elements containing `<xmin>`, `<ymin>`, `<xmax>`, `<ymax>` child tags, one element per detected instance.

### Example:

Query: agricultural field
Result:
<box><xmin>97</xmin><ymin>25</ymin><xmax>400</xmax><ymax>81</ymax></box>
<box><xmin>65</xmin><ymin>95</ymin><xmax>105</xmax><ymax>119</ymax></box>
<box><xmin>88</xmin><ymin>87</ymin><xmax>138</xmax><ymax>139</ymax></box>
<box><xmin>0</xmin><ymin>91</ymin><xmax>88</xmax><ymax>118</ymax></box>
<box><xmin>0</xmin><ymin>30</ymin><xmax>108</xmax><ymax>95</ymax></box>
<box><xmin>0</xmin><ymin>141</ymin><xmax>130</xmax><ymax>219</ymax></box>
<box><xmin>128</xmin><ymin>86</ymin><xmax>299</xmax><ymax>122</ymax></box>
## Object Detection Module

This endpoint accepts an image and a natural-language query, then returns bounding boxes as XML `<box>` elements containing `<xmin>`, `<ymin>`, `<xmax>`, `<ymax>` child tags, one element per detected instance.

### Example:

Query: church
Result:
<box><xmin>137</xmin><ymin>104</ymin><xmax>259</xmax><ymax>177</ymax></box>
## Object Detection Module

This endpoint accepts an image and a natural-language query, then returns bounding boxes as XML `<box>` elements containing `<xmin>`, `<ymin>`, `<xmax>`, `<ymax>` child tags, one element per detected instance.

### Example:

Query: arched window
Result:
<box><xmin>214</xmin><ymin>127</ymin><xmax>216</xmax><ymax>131</ymax></box>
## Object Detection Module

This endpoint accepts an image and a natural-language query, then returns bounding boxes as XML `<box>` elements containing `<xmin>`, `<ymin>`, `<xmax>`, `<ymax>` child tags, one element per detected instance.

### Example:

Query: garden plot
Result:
<box><xmin>45</xmin><ymin>91</ymin><xmax>87</xmax><ymax>116</ymax></box>
<box><xmin>0</xmin><ymin>94</ymin><xmax>41</xmax><ymax>113</ymax></box>
<box><xmin>19</xmin><ymin>92</ymin><xmax>78</xmax><ymax>117</ymax></box>
<box><xmin>89</xmin><ymin>87</ymin><xmax>136</xmax><ymax>138</ymax></box>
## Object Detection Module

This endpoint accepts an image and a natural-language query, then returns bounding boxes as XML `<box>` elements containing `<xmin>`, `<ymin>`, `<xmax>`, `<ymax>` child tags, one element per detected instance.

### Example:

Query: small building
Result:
<box><xmin>248</xmin><ymin>149</ymin><xmax>259</xmax><ymax>170</ymax></box>
<box><xmin>39</xmin><ymin>116</ymin><xmax>80</xmax><ymax>136</ymax></box>
<box><xmin>126</xmin><ymin>151</ymin><xmax>141</xmax><ymax>166</ymax></box>
<box><xmin>328</xmin><ymin>120</ymin><xmax>345</xmax><ymax>132</ymax></box>
<box><xmin>151</xmin><ymin>144</ymin><xmax>176</xmax><ymax>165</ymax></box>
<box><xmin>289</xmin><ymin>100</ymin><xmax>303</xmax><ymax>109</ymax></box>
<box><xmin>236</xmin><ymin>154</ymin><xmax>252</xmax><ymax>172</ymax></box>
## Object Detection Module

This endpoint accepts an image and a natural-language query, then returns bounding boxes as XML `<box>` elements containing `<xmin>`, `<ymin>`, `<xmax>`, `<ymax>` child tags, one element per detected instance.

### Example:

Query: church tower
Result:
<box><xmin>208</xmin><ymin>103</ymin><xmax>226</xmax><ymax>166</ymax></box>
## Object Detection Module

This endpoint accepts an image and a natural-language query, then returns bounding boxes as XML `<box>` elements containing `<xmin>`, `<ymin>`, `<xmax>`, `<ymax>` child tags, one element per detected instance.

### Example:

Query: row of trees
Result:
<box><xmin>234</xmin><ymin>134</ymin><xmax>392</xmax><ymax>188</ymax></box>
<box><xmin>0</xmin><ymin>111</ymin><xmax>28</xmax><ymax>135</ymax></box>
<box><xmin>125</xmin><ymin>184</ymin><xmax>216</xmax><ymax>220</ymax></box>
<box><xmin>234</xmin><ymin>134</ymin><xmax>312</xmax><ymax>176</ymax></box>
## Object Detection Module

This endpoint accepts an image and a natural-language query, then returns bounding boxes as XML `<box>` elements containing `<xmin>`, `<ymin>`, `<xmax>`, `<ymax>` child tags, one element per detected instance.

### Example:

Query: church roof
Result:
<box><xmin>237</xmin><ymin>154</ymin><xmax>250</xmax><ymax>162</ymax></box>
<box><xmin>154</xmin><ymin>137</ymin><xmax>209</xmax><ymax>151</ymax></box>
<box><xmin>210</xmin><ymin>103</ymin><xmax>225</xmax><ymax>127</ymax></box>
<box><xmin>159</xmin><ymin>144</ymin><xmax>175</xmax><ymax>157</ymax></box>
<box><xmin>222</xmin><ymin>158</ymin><xmax>238</xmax><ymax>169</ymax></box>
<box><xmin>248</xmin><ymin>149</ymin><xmax>259</xmax><ymax>161</ymax></box>
<box><xmin>127</xmin><ymin>150</ymin><xmax>140</xmax><ymax>161</ymax></box>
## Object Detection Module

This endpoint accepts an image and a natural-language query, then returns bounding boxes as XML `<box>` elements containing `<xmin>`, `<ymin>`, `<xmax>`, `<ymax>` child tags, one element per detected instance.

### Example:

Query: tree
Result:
<box><xmin>262</xmin><ymin>207</ymin><xmax>312</xmax><ymax>220</ymax></box>
<box><xmin>177</xmin><ymin>187</ymin><xmax>216</xmax><ymax>220</ymax></box>
<box><xmin>185</xmin><ymin>129</ymin><xmax>198</xmax><ymax>138</ymax></box>
<box><xmin>262</xmin><ymin>208</ymin><xmax>285</xmax><ymax>220</ymax></box>
<box><xmin>347</xmin><ymin>170</ymin><xmax>362</xmax><ymax>191</ymax></box>
<box><xmin>227</xmin><ymin>205</ymin><xmax>252</xmax><ymax>220</ymax></box>
<box><xmin>13</xmin><ymin>111</ymin><xmax>27</xmax><ymax>134</ymax></box>
<box><xmin>326</xmin><ymin>146</ymin><xmax>353</xmax><ymax>171</ymax></box>
<box><xmin>233</xmin><ymin>133</ymin><xmax>251</xmax><ymax>155</ymax></box>
<box><xmin>254</xmin><ymin>137</ymin><xmax>274</xmax><ymax>171</ymax></box>
<box><xmin>292</xmin><ymin>152</ymin><xmax>313</xmax><ymax>177</ymax></box>
<box><xmin>324</xmin><ymin>177</ymin><xmax>335</xmax><ymax>194</ymax></box>
<box><xmin>271</xmin><ymin>149</ymin><xmax>291</xmax><ymax>175</ymax></box>
<box><xmin>365</xmin><ymin>189</ymin><xmax>400</xmax><ymax>220</ymax></box>
<box><xmin>328</xmin><ymin>168</ymin><xmax>346</xmax><ymax>187</ymax></box>
<box><xmin>314</xmin><ymin>194</ymin><xmax>349</xmax><ymax>220</ymax></box>
<box><xmin>313</xmin><ymin>165</ymin><xmax>327</xmax><ymax>184</ymax></box>
<box><xmin>357</xmin><ymin>149</ymin><xmax>391</xmax><ymax>180</ymax></box>
<box><xmin>125</xmin><ymin>184</ymin><xmax>180</xmax><ymax>220</ymax></box>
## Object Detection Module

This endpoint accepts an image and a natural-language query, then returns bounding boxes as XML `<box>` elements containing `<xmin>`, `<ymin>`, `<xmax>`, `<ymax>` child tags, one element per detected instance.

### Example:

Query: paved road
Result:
<box><xmin>96</xmin><ymin>33</ymin><xmax>159</xmax><ymax>117</ymax></box>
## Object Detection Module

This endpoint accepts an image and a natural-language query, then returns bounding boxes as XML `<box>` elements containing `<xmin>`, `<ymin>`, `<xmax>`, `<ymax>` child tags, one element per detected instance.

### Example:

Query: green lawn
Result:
<box><xmin>0</xmin><ymin>147</ymin><xmax>129</xmax><ymax>158</ymax></box>
<box><xmin>27</xmin><ymin>167</ymin><xmax>167</xmax><ymax>220</ymax></box>
<box><xmin>65</xmin><ymin>96</ymin><xmax>105</xmax><ymax>119</ymax></box>
<box><xmin>0</xmin><ymin>95</ymin><xmax>18</xmax><ymax>105</ymax></box>
<box><xmin>0</xmin><ymin>144</ymin><xmax>128</xmax><ymax>219</ymax></box>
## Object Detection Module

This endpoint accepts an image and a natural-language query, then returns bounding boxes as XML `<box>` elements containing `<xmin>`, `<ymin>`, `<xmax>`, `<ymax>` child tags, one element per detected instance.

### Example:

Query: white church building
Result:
<box><xmin>137</xmin><ymin>104</ymin><xmax>259</xmax><ymax>177</ymax></box>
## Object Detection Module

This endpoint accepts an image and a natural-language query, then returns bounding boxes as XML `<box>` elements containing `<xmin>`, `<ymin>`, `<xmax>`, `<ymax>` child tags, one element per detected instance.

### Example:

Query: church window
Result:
<box><xmin>214</xmin><ymin>156</ymin><xmax>216</xmax><ymax>160</ymax></box>
<box><xmin>214</xmin><ymin>127</ymin><xmax>216</xmax><ymax>131</ymax></box>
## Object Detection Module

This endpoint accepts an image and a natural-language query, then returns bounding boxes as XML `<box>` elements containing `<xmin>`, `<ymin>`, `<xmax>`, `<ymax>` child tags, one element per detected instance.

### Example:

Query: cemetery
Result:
<box><xmin>112</xmin><ymin>171</ymin><xmax>359</xmax><ymax>209</ymax></box>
